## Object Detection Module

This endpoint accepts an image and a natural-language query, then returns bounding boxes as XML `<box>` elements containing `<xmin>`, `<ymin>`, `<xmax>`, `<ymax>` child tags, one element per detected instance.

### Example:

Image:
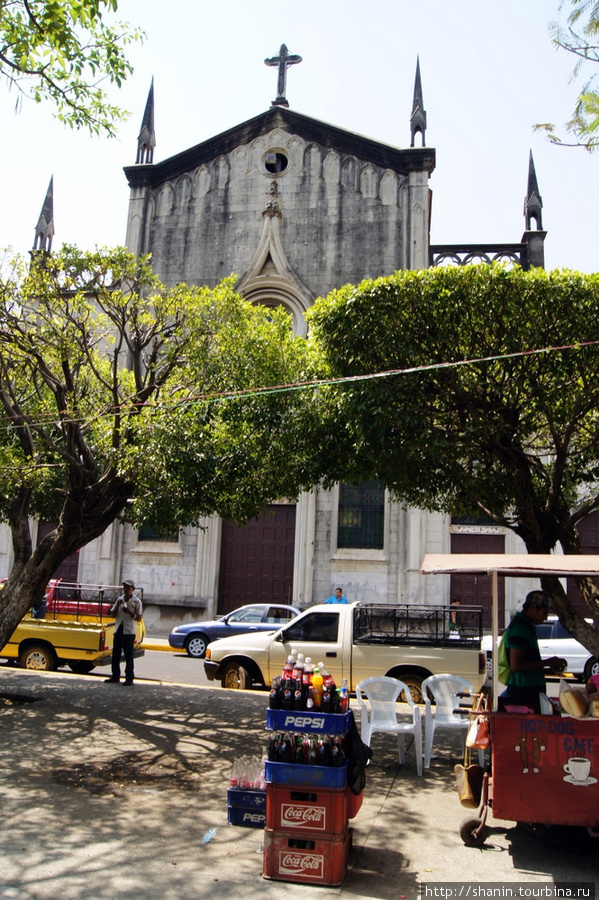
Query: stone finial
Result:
<box><xmin>410</xmin><ymin>56</ymin><xmax>427</xmax><ymax>147</ymax></box>
<box><xmin>136</xmin><ymin>79</ymin><xmax>156</xmax><ymax>164</ymax></box>
<box><xmin>33</xmin><ymin>176</ymin><xmax>54</xmax><ymax>252</ymax></box>
<box><xmin>524</xmin><ymin>150</ymin><xmax>543</xmax><ymax>231</ymax></box>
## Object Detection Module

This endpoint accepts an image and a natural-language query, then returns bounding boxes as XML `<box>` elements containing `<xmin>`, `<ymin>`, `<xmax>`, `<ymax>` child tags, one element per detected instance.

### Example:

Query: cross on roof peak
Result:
<box><xmin>264</xmin><ymin>43</ymin><xmax>302</xmax><ymax>108</ymax></box>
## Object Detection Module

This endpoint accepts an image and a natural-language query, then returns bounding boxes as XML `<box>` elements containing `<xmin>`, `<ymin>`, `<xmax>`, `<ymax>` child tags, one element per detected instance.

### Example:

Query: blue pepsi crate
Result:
<box><xmin>227</xmin><ymin>787</ymin><xmax>266</xmax><ymax>809</ymax></box>
<box><xmin>265</xmin><ymin>760</ymin><xmax>348</xmax><ymax>789</ymax></box>
<box><xmin>266</xmin><ymin>709</ymin><xmax>351</xmax><ymax>735</ymax></box>
<box><xmin>227</xmin><ymin>805</ymin><xmax>266</xmax><ymax>828</ymax></box>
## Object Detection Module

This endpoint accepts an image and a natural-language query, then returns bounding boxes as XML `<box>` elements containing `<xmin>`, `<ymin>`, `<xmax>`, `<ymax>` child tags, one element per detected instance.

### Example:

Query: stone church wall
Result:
<box><xmin>142</xmin><ymin>128</ymin><xmax>408</xmax><ymax>297</ymax></box>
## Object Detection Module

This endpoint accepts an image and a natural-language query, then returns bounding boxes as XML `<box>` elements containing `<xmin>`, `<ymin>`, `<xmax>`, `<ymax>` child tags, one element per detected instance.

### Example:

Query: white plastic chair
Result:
<box><xmin>421</xmin><ymin>673</ymin><xmax>485</xmax><ymax>769</ymax></box>
<box><xmin>356</xmin><ymin>676</ymin><xmax>423</xmax><ymax>776</ymax></box>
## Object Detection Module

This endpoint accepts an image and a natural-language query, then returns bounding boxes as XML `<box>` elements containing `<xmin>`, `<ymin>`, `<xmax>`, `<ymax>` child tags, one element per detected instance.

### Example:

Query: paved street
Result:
<box><xmin>0</xmin><ymin>666</ymin><xmax>597</xmax><ymax>900</ymax></box>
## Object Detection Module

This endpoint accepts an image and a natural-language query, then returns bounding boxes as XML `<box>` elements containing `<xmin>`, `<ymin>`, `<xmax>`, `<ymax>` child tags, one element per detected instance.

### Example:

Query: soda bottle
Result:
<box><xmin>331</xmin><ymin>735</ymin><xmax>345</xmax><ymax>767</ymax></box>
<box><xmin>321</xmin><ymin>687</ymin><xmax>332</xmax><ymax>713</ymax></box>
<box><xmin>293</xmin><ymin>683</ymin><xmax>303</xmax><ymax>710</ymax></box>
<box><xmin>318</xmin><ymin>662</ymin><xmax>336</xmax><ymax>693</ymax></box>
<box><xmin>281</xmin><ymin>676</ymin><xmax>294</xmax><ymax>710</ymax></box>
<box><xmin>282</xmin><ymin>654</ymin><xmax>295</xmax><ymax>681</ymax></box>
<box><xmin>302</xmin><ymin>657</ymin><xmax>313</xmax><ymax>706</ymax></box>
<box><xmin>339</xmin><ymin>678</ymin><xmax>349</xmax><ymax>712</ymax></box>
<box><xmin>312</xmin><ymin>666</ymin><xmax>324</xmax><ymax>709</ymax></box>
<box><xmin>292</xmin><ymin>652</ymin><xmax>305</xmax><ymax>684</ymax></box>
<box><xmin>306</xmin><ymin>685</ymin><xmax>314</xmax><ymax>710</ymax></box>
<box><xmin>269</xmin><ymin>675</ymin><xmax>281</xmax><ymax>709</ymax></box>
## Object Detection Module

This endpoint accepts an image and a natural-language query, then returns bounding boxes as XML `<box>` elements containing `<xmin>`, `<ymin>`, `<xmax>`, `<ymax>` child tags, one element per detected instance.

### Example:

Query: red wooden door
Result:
<box><xmin>217</xmin><ymin>505</ymin><xmax>296</xmax><ymax>615</ymax></box>
<box><xmin>450</xmin><ymin>532</ymin><xmax>505</xmax><ymax>629</ymax></box>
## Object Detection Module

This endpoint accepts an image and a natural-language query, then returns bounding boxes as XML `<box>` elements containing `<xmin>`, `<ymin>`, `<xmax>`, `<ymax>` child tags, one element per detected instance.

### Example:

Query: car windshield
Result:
<box><xmin>227</xmin><ymin>606</ymin><xmax>265</xmax><ymax>624</ymax></box>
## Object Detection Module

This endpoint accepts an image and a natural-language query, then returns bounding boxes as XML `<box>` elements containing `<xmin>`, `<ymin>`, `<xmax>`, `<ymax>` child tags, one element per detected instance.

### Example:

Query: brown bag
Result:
<box><xmin>454</xmin><ymin>743</ymin><xmax>484</xmax><ymax>808</ymax></box>
<box><xmin>466</xmin><ymin>694</ymin><xmax>490</xmax><ymax>750</ymax></box>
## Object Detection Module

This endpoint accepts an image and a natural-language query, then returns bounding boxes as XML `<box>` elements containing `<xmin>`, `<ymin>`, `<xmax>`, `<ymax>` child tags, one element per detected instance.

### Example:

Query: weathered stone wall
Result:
<box><xmin>137</xmin><ymin>128</ymin><xmax>408</xmax><ymax>297</ymax></box>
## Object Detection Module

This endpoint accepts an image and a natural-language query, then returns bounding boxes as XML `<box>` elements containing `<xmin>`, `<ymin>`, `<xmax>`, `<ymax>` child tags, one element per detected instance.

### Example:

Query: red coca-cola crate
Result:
<box><xmin>262</xmin><ymin>827</ymin><xmax>351</xmax><ymax>886</ymax></box>
<box><xmin>266</xmin><ymin>784</ymin><xmax>347</xmax><ymax>835</ymax></box>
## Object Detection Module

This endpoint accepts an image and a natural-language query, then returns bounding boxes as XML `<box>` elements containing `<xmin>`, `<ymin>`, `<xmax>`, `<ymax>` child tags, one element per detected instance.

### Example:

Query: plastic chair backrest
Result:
<box><xmin>356</xmin><ymin>676</ymin><xmax>414</xmax><ymax>726</ymax></box>
<box><xmin>422</xmin><ymin>674</ymin><xmax>473</xmax><ymax>723</ymax></box>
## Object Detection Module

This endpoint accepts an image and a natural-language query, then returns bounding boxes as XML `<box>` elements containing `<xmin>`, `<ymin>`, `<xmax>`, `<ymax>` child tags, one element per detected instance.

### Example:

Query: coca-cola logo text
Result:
<box><xmin>279</xmin><ymin>852</ymin><xmax>324</xmax><ymax>877</ymax></box>
<box><xmin>281</xmin><ymin>804</ymin><xmax>326</xmax><ymax>829</ymax></box>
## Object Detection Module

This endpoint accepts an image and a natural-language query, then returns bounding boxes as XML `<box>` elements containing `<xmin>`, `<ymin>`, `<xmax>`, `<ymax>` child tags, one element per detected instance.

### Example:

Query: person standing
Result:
<box><xmin>105</xmin><ymin>580</ymin><xmax>143</xmax><ymax>686</ymax></box>
<box><xmin>499</xmin><ymin>590</ymin><xmax>566</xmax><ymax>712</ymax></box>
<box><xmin>325</xmin><ymin>587</ymin><xmax>349</xmax><ymax>604</ymax></box>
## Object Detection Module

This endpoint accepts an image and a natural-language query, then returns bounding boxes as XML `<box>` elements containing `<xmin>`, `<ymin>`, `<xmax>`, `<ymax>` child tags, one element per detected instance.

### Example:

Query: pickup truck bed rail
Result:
<box><xmin>353</xmin><ymin>604</ymin><xmax>482</xmax><ymax>646</ymax></box>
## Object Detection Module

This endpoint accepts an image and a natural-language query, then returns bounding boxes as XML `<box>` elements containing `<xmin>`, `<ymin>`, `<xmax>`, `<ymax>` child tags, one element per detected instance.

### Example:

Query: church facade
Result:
<box><xmin>1</xmin><ymin>52</ymin><xmax>553</xmax><ymax>629</ymax></box>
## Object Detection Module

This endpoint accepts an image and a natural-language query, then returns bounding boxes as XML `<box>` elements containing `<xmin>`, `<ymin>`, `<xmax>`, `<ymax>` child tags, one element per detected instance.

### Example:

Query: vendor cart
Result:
<box><xmin>420</xmin><ymin>553</ymin><xmax>599</xmax><ymax>847</ymax></box>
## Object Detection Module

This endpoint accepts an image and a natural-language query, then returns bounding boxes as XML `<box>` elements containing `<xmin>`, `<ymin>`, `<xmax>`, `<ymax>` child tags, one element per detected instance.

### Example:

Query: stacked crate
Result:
<box><xmin>262</xmin><ymin>708</ymin><xmax>355</xmax><ymax>886</ymax></box>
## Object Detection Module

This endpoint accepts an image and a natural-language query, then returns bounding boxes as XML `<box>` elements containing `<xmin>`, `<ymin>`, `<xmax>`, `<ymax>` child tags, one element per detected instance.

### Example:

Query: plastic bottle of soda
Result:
<box><xmin>292</xmin><ymin>652</ymin><xmax>305</xmax><ymax>684</ymax></box>
<box><xmin>312</xmin><ymin>666</ymin><xmax>324</xmax><ymax>709</ymax></box>
<box><xmin>282</xmin><ymin>654</ymin><xmax>295</xmax><ymax>681</ymax></box>
<box><xmin>339</xmin><ymin>678</ymin><xmax>349</xmax><ymax>712</ymax></box>
<box><xmin>302</xmin><ymin>658</ymin><xmax>313</xmax><ymax>695</ymax></box>
<box><xmin>306</xmin><ymin>685</ymin><xmax>315</xmax><ymax>710</ymax></box>
<box><xmin>318</xmin><ymin>662</ymin><xmax>336</xmax><ymax>692</ymax></box>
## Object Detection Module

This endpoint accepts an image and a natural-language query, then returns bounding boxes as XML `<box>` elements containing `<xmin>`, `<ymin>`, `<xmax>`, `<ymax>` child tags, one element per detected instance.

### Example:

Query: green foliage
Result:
<box><xmin>0</xmin><ymin>0</ymin><xmax>142</xmax><ymax>134</ymax></box>
<box><xmin>308</xmin><ymin>264</ymin><xmax>599</xmax><ymax>563</ymax></box>
<box><xmin>536</xmin><ymin>0</ymin><xmax>599</xmax><ymax>150</ymax></box>
<box><xmin>0</xmin><ymin>246</ymin><xmax>324</xmax><ymax>540</ymax></box>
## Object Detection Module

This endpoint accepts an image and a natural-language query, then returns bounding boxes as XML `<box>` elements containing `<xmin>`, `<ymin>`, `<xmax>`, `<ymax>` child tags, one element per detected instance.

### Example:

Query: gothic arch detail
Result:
<box><xmin>237</xmin><ymin>195</ymin><xmax>313</xmax><ymax>336</ymax></box>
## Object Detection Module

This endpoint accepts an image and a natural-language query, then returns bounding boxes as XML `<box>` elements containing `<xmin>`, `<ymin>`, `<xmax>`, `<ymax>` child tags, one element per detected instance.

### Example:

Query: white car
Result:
<box><xmin>483</xmin><ymin>615</ymin><xmax>599</xmax><ymax>682</ymax></box>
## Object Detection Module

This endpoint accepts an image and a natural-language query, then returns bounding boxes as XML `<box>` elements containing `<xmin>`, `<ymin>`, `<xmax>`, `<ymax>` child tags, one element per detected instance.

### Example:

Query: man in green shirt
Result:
<box><xmin>500</xmin><ymin>591</ymin><xmax>567</xmax><ymax>713</ymax></box>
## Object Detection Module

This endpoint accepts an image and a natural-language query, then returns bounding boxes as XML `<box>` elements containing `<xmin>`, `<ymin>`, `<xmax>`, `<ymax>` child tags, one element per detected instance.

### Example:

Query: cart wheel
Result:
<box><xmin>459</xmin><ymin>816</ymin><xmax>489</xmax><ymax>847</ymax></box>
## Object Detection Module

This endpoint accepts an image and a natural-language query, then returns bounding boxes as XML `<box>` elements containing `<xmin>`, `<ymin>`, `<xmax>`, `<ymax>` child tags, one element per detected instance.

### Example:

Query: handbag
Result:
<box><xmin>466</xmin><ymin>694</ymin><xmax>490</xmax><ymax>750</ymax></box>
<box><xmin>454</xmin><ymin>745</ymin><xmax>484</xmax><ymax>808</ymax></box>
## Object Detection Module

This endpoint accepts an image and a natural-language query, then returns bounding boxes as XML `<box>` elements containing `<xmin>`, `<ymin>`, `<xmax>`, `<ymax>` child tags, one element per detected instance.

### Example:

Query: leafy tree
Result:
<box><xmin>308</xmin><ymin>264</ymin><xmax>599</xmax><ymax>654</ymax></box>
<box><xmin>537</xmin><ymin>0</ymin><xmax>599</xmax><ymax>149</ymax></box>
<box><xmin>0</xmin><ymin>0</ymin><xmax>141</xmax><ymax>135</ymax></box>
<box><xmin>0</xmin><ymin>246</ymin><xmax>327</xmax><ymax>649</ymax></box>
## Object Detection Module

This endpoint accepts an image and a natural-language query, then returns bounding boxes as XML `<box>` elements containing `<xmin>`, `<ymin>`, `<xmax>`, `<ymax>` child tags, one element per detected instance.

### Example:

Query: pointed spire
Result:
<box><xmin>410</xmin><ymin>56</ymin><xmax>427</xmax><ymax>147</ymax></box>
<box><xmin>524</xmin><ymin>151</ymin><xmax>543</xmax><ymax>230</ymax></box>
<box><xmin>136</xmin><ymin>79</ymin><xmax>155</xmax><ymax>164</ymax></box>
<box><xmin>33</xmin><ymin>176</ymin><xmax>54</xmax><ymax>252</ymax></box>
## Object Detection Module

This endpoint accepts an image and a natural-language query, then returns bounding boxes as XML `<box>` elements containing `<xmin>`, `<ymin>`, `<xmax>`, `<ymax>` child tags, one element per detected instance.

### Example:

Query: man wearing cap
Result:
<box><xmin>105</xmin><ymin>580</ymin><xmax>143</xmax><ymax>686</ymax></box>
<box><xmin>499</xmin><ymin>590</ymin><xmax>566</xmax><ymax>712</ymax></box>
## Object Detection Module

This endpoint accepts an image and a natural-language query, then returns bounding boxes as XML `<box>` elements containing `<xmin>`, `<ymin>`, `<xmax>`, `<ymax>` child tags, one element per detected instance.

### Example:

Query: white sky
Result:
<box><xmin>1</xmin><ymin>0</ymin><xmax>598</xmax><ymax>273</ymax></box>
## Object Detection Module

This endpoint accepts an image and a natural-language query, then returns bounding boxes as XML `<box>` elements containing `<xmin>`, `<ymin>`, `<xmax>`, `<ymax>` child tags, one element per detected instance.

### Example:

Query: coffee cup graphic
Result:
<box><xmin>563</xmin><ymin>757</ymin><xmax>591</xmax><ymax>783</ymax></box>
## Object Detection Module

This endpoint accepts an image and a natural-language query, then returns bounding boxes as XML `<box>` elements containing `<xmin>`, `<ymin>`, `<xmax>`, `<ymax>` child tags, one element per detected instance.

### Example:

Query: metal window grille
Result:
<box><xmin>338</xmin><ymin>479</ymin><xmax>384</xmax><ymax>549</ymax></box>
<box><xmin>138</xmin><ymin>524</ymin><xmax>179</xmax><ymax>543</ymax></box>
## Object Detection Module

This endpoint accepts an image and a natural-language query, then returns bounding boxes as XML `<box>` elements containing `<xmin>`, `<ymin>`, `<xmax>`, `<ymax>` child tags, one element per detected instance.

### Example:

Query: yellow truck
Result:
<box><xmin>0</xmin><ymin>581</ymin><xmax>145</xmax><ymax>673</ymax></box>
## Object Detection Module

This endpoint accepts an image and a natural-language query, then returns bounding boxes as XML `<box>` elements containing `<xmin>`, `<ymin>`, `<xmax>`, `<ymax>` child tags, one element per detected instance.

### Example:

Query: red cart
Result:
<box><xmin>420</xmin><ymin>554</ymin><xmax>599</xmax><ymax>847</ymax></box>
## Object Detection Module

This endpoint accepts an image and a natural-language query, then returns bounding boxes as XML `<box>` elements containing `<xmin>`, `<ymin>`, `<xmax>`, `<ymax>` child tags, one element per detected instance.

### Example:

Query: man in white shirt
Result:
<box><xmin>105</xmin><ymin>580</ymin><xmax>143</xmax><ymax>686</ymax></box>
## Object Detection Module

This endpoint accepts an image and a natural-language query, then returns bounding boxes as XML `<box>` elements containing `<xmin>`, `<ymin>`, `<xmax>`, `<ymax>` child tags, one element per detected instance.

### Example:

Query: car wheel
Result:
<box><xmin>399</xmin><ymin>673</ymin><xmax>425</xmax><ymax>704</ymax></box>
<box><xmin>221</xmin><ymin>662</ymin><xmax>251</xmax><ymax>690</ymax></box>
<box><xmin>19</xmin><ymin>644</ymin><xmax>57</xmax><ymax>671</ymax></box>
<box><xmin>583</xmin><ymin>657</ymin><xmax>599</xmax><ymax>681</ymax></box>
<box><xmin>185</xmin><ymin>633</ymin><xmax>208</xmax><ymax>659</ymax></box>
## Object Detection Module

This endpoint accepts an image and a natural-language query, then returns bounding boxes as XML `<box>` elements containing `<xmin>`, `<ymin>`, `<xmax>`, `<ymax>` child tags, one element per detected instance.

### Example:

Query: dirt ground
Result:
<box><xmin>0</xmin><ymin>668</ymin><xmax>597</xmax><ymax>900</ymax></box>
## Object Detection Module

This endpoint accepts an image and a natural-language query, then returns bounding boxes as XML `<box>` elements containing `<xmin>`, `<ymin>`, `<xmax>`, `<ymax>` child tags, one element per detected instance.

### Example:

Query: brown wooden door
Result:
<box><xmin>36</xmin><ymin>523</ymin><xmax>80</xmax><ymax>583</ymax></box>
<box><xmin>450</xmin><ymin>532</ymin><xmax>505</xmax><ymax>629</ymax></box>
<box><xmin>217</xmin><ymin>505</ymin><xmax>296</xmax><ymax>615</ymax></box>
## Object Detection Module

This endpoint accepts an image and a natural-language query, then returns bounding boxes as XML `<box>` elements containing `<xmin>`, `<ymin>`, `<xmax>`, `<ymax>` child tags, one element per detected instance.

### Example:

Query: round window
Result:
<box><xmin>264</xmin><ymin>151</ymin><xmax>288</xmax><ymax>174</ymax></box>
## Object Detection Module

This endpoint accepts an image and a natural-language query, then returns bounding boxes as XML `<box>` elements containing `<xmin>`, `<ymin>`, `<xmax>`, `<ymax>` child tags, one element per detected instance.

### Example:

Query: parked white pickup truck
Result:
<box><xmin>204</xmin><ymin>602</ymin><xmax>487</xmax><ymax>701</ymax></box>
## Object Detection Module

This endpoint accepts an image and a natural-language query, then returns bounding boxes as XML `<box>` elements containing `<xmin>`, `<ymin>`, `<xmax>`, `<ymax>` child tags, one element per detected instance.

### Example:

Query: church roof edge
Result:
<box><xmin>124</xmin><ymin>106</ymin><xmax>435</xmax><ymax>187</ymax></box>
